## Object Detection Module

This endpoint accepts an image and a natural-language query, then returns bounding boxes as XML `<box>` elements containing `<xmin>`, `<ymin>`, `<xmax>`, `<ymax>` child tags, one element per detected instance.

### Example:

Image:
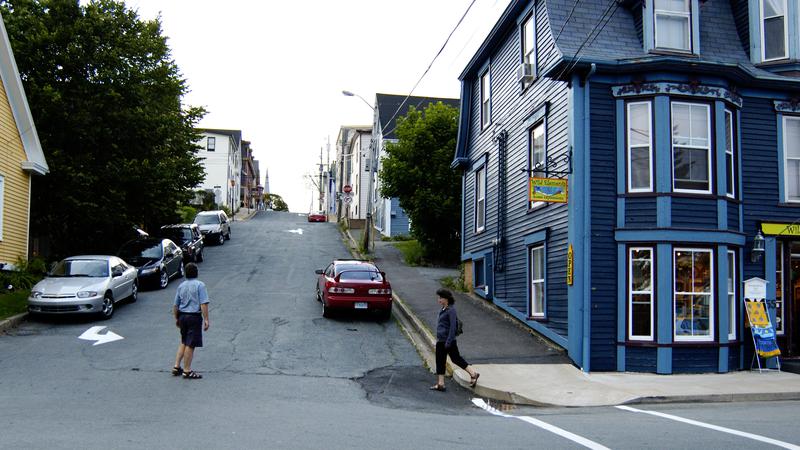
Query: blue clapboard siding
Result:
<box><xmin>590</xmin><ymin>82</ymin><xmax>618</xmax><ymax>371</ymax></box>
<box><xmin>626</xmin><ymin>347</ymin><xmax>657</xmax><ymax>372</ymax></box>
<box><xmin>672</xmin><ymin>347</ymin><xmax>718</xmax><ymax>373</ymax></box>
<box><xmin>671</xmin><ymin>197</ymin><xmax>718</xmax><ymax>229</ymax></box>
<box><xmin>625</xmin><ymin>197</ymin><xmax>657</xmax><ymax>228</ymax></box>
<box><xmin>728</xmin><ymin>345</ymin><xmax>741</xmax><ymax>370</ymax></box>
<box><xmin>727</xmin><ymin>201</ymin><xmax>739</xmax><ymax>231</ymax></box>
<box><xmin>389</xmin><ymin>198</ymin><xmax>410</xmax><ymax>237</ymax></box>
<box><xmin>462</xmin><ymin>0</ymin><xmax>570</xmax><ymax>339</ymax></box>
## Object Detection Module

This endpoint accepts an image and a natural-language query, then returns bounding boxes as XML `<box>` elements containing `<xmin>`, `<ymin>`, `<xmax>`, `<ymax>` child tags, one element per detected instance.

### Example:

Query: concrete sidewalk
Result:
<box><xmin>343</xmin><ymin>228</ymin><xmax>800</xmax><ymax>407</ymax></box>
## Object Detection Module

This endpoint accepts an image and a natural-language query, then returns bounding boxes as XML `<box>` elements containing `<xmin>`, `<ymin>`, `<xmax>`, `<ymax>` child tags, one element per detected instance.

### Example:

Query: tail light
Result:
<box><xmin>368</xmin><ymin>288</ymin><xmax>391</xmax><ymax>295</ymax></box>
<box><xmin>328</xmin><ymin>287</ymin><xmax>355</xmax><ymax>294</ymax></box>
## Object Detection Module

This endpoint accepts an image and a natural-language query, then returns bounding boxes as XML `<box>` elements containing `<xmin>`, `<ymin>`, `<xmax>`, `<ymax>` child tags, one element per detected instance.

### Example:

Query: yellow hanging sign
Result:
<box><xmin>567</xmin><ymin>244</ymin><xmax>574</xmax><ymax>286</ymax></box>
<box><xmin>530</xmin><ymin>177</ymin><xmax>568</xmax><ymax>203</ymax></box>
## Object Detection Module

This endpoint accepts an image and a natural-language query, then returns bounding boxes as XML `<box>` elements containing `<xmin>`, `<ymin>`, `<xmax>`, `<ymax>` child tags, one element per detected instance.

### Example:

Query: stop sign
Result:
<box><xmin>343</xmin><ymin>185</ymin><xmax>352</xmax><ymax>193</ymax></box>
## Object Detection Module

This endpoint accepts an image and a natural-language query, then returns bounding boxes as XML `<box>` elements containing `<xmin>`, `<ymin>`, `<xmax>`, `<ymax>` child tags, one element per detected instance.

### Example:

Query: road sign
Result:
<box><xmin>344</xmin><ymin>195</ymin><xmax>352</xmax><ymax>204</ymax></box>
<box><xmin>343</xmin><ymin>185</ymin><xmax>352</xmax><ymax>193</ymax></box>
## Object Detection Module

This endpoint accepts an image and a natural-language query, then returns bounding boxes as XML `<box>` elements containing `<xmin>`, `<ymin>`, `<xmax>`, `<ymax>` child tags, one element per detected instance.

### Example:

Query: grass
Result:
<box><xmin>0</xmin><ymin>291</ymin><xmax>29</xmax><ymax>321</ymax></box>
<box><xmin>392</xmin><ymin>240</ymin><xmax>424</xmax><ymax>266</ymax></box>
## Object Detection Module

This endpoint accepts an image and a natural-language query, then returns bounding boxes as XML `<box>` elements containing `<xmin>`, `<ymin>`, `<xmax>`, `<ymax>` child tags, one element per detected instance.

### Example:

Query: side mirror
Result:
<box><xmin>112</xmin><ymin>268</ymin><xmax>124</xmax><ymax>277</ymax></box>
<box><xmin>314</xmin><ymin>269</ymin><xmax>323</xmax><ymax>275</ymax></box>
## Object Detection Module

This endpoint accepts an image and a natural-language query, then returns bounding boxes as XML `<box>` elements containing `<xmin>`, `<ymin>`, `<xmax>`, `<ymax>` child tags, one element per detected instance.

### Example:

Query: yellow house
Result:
<box><xmin>0</xmin><ymin>13</ymin><xmax>48</xmax><ymax>269</ymax></box>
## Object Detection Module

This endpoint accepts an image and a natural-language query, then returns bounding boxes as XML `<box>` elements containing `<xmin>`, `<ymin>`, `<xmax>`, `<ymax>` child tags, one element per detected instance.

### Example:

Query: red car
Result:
<box><xmin>315</xmin><ymin>260</ymin><xmax>392</xmax><ymax>320</ymax></box>
<box><xmin>308</xmin><ymin>211</ymin><xmax>326</xmax><ymax>222</ymax></box>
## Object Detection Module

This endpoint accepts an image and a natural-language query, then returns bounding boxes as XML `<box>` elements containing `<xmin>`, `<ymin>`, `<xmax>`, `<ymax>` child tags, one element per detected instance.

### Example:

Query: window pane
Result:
<box><xmin>776</xmin><ymin>245</ymin><xmax>784</xmax><ymax>332</ymax></box>
<box><xmin>523</xmin><ymin>18</ymin><xmax>534</xmax><ymax>63</ymax></box>
<box><xmin>532</xmin><ymin>246</ymin><xmax>544</xmax><ymax>279</ymax></box>
<box><xmin>689</xmin><ymin>104</ymin><xmax>709</xmax><ymax>147</ymax></box>
<box><xmin>532</xmin><ymin>283</ymin><xmax>544</xmax><ymax>314</ymax></box>
<box><xmin>726</xmin><ymin>154</ymin><xmax>734</xmax><ymax>195</ymax></box>
<box><xmin>786</xmin><ymin>119</ymin><xmax>800</xmax><ymax>158</ymax></box>
<box><xmin>655</xmin><ymin>0</ymin><xmax>688</xmax><ymax>11</ymax></box>
<box><xmin>475</xmin><ymin>259</ymin><xmax>485</xmax><ymax>285</ymax></box>
<box><xmin>632</xmin><ymin>297</ymin><xmax>652</xmax><ymax>336</ymax></box>
<box><xmin>632</xmin><ymin>259</ymin><xmax>652</xmax><ymax>292</ymax></box>
<box><xmin>629</xmin><ymin>103</ymin><xmax>650</xmax><ymax>146</ymax></box>
<box><xmin>787</xmin><ymin>160</ymin><xmax>800</xmax><ymax>200</ymax></box>
<box><xmin>675</xmin><ymin>294</ymin><xmax>693</xmax><ymax>335</ymax></box>
<box><xmin>631</xmin><ymin>147</ymin><xmax>651</xmax><ymax>189</ymax></box>
<box><xmin>674</xmin><ymin>147</ymin><xmax>709</xmax><ymax>190</ymax></box>
<box><xmin>656</xmin><ymin>15</ymin><xmax>689</xmax><ymax>50</ymax></box>
<box><xmin>765</xmin><ymin>17</ymin><xmax>786</xmax><ymax>59</ymax></box>
<box><xmin>531</xmin><ymin>125</ymin><xmax>545</xmax><ymax>169</ymax></box>
<box><xmin>764</xmin><ymin>0</ymin><xmax>785</xmax><ymax>17</ymax></box>
<box><xmin>672</xmin><ymin>104</ymin><xmax>690</xmax><ymax>145</ymax></box>
<box><xmin>693</xmin><ymin>251</ymin><xmax>711</xmax><ymax>293</ymax></box>
<box><xmin>675</xmin><ymin>251</ymin><xmax>692</xmax><ymax>291</ymax></box>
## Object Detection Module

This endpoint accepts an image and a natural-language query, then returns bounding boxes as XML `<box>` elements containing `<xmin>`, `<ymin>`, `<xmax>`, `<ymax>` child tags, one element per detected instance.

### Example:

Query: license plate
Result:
<box><xmin>354</xmin><ymin>302</ymin><xmax>368</xmax><ymax>309</ymax></box>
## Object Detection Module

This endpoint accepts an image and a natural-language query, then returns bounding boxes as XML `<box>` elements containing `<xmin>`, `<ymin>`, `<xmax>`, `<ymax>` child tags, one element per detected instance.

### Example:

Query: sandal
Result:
<box><xmin>429</xmin><ymin>384</ymin><xmax>446</xmax><ymax>392</ymax></box>
<box><xmin>171</xmin><ymin>366</ymin><xmax>183</xmax><ymax>376</ymax></box>
<box><xmin>470</xmin><ymin>373</ymin><xmax>480</xmax><ymax>387</ymax></box>
<box><xmin>182</xmin><ymin>370</ymin><xmax>202</xmax><ymax>379</ymax></box>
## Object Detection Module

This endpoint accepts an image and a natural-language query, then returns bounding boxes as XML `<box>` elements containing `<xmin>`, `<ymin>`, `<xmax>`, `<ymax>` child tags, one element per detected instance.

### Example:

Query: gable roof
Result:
<box><xmin>375</xmin><ymin>93</ymin><xmax>459</xmax><ymax>140</ymax></box>
<box><xmin>0</xmin><ymin>12</ymin><xmax>48</xmax><ymax>175</ymax></box>
<box><xmin>199</xmin><ymin>128</ymin><xmax>242</xmax><ymax>148</ymax></box>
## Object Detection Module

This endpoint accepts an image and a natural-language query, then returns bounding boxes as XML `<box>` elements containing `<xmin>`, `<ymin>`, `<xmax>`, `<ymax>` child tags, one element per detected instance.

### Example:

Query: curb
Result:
<box><xmin>0</xmin><ymin>312</ymin><xmax>26</xmax><ymax>334</ymax></box>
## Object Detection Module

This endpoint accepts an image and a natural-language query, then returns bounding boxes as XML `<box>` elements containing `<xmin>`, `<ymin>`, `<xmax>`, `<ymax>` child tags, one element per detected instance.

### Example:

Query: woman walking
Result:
<box><xmin>430</xmin><ymin>288</ymin><xmax>479</xmax><ymax>391</ymax></box>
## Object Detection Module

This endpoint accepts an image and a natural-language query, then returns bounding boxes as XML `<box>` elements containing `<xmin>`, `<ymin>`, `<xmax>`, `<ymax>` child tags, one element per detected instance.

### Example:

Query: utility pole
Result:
<box><xmin>318</xmin><ymin>147</ymin><xmax>324</xmax><ymax>212</ymax></box>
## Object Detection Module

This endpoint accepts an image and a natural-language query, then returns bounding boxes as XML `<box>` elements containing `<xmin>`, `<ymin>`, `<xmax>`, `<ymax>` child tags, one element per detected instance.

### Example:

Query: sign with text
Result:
<box><xmin>529</xmin><ymin>178</ymin><xmax>568</xmax><ymax>203</ymax></box>
<box><xmin>761</xmin><ymin>222</ymin><xmax>800</xmax><ymax>236</ymax></box>
<box><xmin>567</xmin><ymin>244</ymin><xmax>574</xmax><ymax>286</ymax></box>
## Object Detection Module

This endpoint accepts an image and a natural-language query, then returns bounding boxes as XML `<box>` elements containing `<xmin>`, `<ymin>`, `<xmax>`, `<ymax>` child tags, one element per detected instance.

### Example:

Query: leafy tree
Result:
<box><xmin>1</xmin><ymin>0</ymin><xmax>206</xmax><ymax>258</ymax></box>
<box><xmin>264</xmin><ymin>193</ymin><xmax>288</xmax><ymax>212</ymax></box>
<box><xmin>379</xmin><ymin>102</ymin><xmax>460</xmax><ymax>264</ymax></box>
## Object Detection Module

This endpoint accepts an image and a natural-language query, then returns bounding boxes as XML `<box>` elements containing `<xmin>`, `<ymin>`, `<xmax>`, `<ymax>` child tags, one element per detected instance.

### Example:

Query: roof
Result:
<box><xmin>0</xmin><ymin>12</ymin><xmax>48</xmax><ymax>175</ymax></box>
<box><xmin>375</xmin><ymin>93</ymin><xmax>459</xmax><ymax>140</ymax></box>
<box><xmin>199</xmin><ymin>128</ymin><xmax>242</xmax><ymax>147</ymax></box>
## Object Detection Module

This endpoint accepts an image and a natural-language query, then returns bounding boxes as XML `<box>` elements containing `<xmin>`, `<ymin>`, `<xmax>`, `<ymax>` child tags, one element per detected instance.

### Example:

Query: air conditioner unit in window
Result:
<box><xmin>517</xmin><ymin>63</ymin><xmax>535</xmax><ymax>83</ymax></box>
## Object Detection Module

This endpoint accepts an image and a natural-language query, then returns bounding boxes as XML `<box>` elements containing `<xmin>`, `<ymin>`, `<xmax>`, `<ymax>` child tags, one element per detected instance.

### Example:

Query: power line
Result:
<box><xmin>553</xmin><ymin>0</ymin><xmax>581</xmax><ymax>43</ymax></box>
<box><xmin>553</xmin><ymin>0</ymin><xmax>619</xmax><ymax>83</ymax></box>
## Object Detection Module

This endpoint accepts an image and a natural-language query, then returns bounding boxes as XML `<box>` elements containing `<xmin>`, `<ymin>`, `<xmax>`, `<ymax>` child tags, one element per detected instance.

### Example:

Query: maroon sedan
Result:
<box><xmin>308</xmin><ymin>211</ymin><xmax>326</xmax><ymax>222</ymax></box>
<box><xmin>315</xmin><ymin>260</ymin><xmax>392</xmax><ymax>320</ymax></box>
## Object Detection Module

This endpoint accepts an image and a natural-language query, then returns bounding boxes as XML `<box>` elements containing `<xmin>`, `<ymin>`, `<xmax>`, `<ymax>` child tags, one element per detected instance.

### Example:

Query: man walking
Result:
<box><xmin>171</xmin><ymin>263</ymin><xmax>210</xmax><ymax>379</ymax></box>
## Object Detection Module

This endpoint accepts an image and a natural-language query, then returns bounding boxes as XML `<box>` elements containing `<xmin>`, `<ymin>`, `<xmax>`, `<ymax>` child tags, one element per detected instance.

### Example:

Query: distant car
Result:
<box><xmin>27</xmin><ymin>256</ymin><xmax>138</xmax><ymax>319</ymax></box>
<box><xmin>308</xmin><ymin>211</ymin><xmax>326</xmax><ymax>222</ymax></box>
<box><xmin>194</xmin><ymin>210</ymin><xmax>231</xmax><ymax>245</ymax></box>
<box><xmin>118</xmin><ymin>238</ymin><xmax>184</xmax><ymax>289</ymax></box>
<box><xmin>315</xmin><ymin>259</ymin><xmax>392</xmax><ymax>320</ymax></box>
<box><xmin>159</xmin><ymin>224</ymin><xmax>204</xmax><ymax>263</ymax></box>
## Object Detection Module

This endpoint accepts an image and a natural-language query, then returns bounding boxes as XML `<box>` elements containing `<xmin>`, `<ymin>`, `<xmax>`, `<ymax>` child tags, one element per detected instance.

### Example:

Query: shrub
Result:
<box><xmin>0</xmin><ymin>257</ymin><xmax>47</xmax><ymax>291</ymax></box>
<box><xmin>440</xmin><ymin>264</ymin><xmax>468</xmax><ymax>292</ymax></box>
<box><xmin>177</xmin><ymin>205</ymin><xmax>197</xmax><ymax>223</ymax></box>
<box><xmin>393</xmin><ymin>240</ymin><xmax>424</xmax><ymax>266</ymax></box>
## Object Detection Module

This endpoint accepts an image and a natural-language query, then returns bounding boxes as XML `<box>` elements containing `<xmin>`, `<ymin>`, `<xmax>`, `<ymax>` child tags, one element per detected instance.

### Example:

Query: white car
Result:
<box><xmin>193</xmin><ymin>210</ymin><xmax>231</xmax><ymax>245</ymax></box>
<box><xmin>27</xmin><ymin>255</ymin><xmax>138</xmax><ymax>320</ymax></box>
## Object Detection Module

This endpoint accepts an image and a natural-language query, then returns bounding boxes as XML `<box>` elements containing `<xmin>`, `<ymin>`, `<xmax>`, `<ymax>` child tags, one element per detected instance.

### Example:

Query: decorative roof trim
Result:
<box><xmin>611</xmin><ymin>82</ymin><xmax>742</xmax><ymax>107</ymax></box>
<box><xmin>20</xmin><ymin>161</ymin><xmax>47</xmax><ymax>176</ymax></box>
<box><xmin>774</xmin><ymin>100</ymin><xmax>800</xmax><ymax>114</ymax></box>
<box><xmin>0</xmin><ymin>12</ymin><xmax>48</xmax><ymax>174</ymax></box>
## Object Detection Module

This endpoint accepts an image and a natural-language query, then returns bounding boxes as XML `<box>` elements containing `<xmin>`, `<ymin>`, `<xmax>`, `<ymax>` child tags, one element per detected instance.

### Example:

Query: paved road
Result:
<box><xmin>0</xmin><ymin>211</ymin><xmax>798</xmax><ymax>449</ymax></box>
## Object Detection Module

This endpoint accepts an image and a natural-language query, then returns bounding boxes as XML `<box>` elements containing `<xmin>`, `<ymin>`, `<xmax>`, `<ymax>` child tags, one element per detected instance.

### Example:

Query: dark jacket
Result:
<box><xmin>436</xmin><ymin>306</ymin><xmax>458</xmax><ymax>347</ymax></box>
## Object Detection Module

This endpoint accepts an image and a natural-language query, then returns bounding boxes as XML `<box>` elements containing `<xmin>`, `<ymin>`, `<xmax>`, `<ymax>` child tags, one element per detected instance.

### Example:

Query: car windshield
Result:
<box><xmin>50</xmin><ymin>259</ymin><xmax>109</xmax><ymax>277</ymax></box>
<box><xmin>119</xmin><ymin>241</ymin><xmax>162</xmax><ymax>260</ymax></box>
<box><xmin>336</xmin><ymin>265</ymin><xmax>383</xmax><ymax>281</ymax></box>
<box><xmin>194</xmin><ymin>215</ymin><xmax>220</xmax><ymax>225</ymax></box>
<box><xmin>161</xmin><ymin>229</ymin><xmax>191</xmax><ymax>243</ymax></box>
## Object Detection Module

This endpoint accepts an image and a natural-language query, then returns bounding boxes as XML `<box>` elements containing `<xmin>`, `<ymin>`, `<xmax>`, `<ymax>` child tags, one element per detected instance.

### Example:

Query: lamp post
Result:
<box><xmin>342</xmin><ymin>90</ymin><xmax>376</xmax><ymax>252</ymax></box>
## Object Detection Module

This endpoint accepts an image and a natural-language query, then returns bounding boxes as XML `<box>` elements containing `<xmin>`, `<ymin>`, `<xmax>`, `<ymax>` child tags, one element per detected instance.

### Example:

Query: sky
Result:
<box><xmin>124</xmin><ymin>0</ymin><xmax>511</xmax><ymax>212</ymax></box>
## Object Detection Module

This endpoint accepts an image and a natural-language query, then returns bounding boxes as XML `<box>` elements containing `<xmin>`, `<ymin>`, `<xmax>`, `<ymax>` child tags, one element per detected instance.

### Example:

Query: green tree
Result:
<box><xmin>264</xmin><ymin>193</ymin><xmax>288</xmax><ymax>212</ymax></box>
<box><xmin>379</xmin><ymin>102</ymin><xmax>460</xmax><ymax>264</ymax></box>
<box><xmin>1</xmin><ymin>0</ymin><xmax>205</xmax><ymax>258</ymax></box>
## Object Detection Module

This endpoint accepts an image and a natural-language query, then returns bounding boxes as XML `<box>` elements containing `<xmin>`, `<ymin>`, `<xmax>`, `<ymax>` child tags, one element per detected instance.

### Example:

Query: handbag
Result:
<box><xmin>456</xmin><ymin>318</ymin><xmax>464</xmax><ymax>336</ymax></box>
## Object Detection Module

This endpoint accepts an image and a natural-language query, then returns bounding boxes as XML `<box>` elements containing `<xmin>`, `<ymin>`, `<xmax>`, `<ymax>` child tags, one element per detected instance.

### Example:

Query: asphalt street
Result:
<box><xmin>0</xmin><ymin>211</ymin><xmax>798</xmax><ymax>449</ymax></box>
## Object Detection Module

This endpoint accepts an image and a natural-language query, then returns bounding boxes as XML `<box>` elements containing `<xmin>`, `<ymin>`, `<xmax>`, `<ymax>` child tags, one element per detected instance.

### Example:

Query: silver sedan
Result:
<box><xmin>27</xmin><ymin>255</ymin><xmax>138</xmax><ymax>320</ymax></box>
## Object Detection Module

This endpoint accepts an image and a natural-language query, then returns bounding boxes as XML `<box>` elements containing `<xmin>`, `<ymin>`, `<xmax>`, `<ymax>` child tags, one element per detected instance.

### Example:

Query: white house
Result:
<box><xmin>196</xmin><ymin>129</ymin><xmax>242</xmax><ymax>212</ymax></box>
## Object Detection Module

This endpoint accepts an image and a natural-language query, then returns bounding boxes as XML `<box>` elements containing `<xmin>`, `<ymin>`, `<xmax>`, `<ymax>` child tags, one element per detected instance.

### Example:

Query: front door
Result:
<box><xmin>790</xmin><ymin>242</ymin><xmax>800</xmax><ymax>355</ymax></box>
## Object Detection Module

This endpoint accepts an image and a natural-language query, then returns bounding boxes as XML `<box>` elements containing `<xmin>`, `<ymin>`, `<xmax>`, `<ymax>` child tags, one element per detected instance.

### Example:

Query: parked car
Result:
<box><xmin>27</xmin><ymin>255</ymin><xmax>138</xmax><ymax>319</ymax></box>
<box><xmin>315</xmin><ymin>259</ymin><xmax>392</xmax><ymax>320</ymax></box>
<box><xmin>194</xmin><ymin>210</ymin><xmax>231</xmax><ymax>245</ymax></box>
<box><xmin>118</xmin><ymin>238</ymin><xmax>184</xmax><ymax>289</ymax></box>
<box><xmin>308</xmin><ymin>211</ymin><xmax>326</xmax><ymax>222</ymax></box>
<box><xmin>159</xmin><ymin>224</ymin><xmax>204</xmax><ymax>263</ymax></box>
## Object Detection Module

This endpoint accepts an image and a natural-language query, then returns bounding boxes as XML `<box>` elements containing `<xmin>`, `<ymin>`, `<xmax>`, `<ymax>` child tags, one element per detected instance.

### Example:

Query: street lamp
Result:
<box><xmin>343</xmin><ymin>90</ymin><xmax>377</xmax><ymax>252</ymax></box>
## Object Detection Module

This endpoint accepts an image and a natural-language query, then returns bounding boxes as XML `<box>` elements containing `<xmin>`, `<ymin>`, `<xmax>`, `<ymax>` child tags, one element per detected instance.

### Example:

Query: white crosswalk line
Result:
<box><xmin>616</xmin><ymin>405</ymin><xmax>800</xmax><ymax>449</ymax></box>
<box><xmin>473</xmin><ymin>398</ymin><xmax>611</xmax><ymax>450</ymax></box>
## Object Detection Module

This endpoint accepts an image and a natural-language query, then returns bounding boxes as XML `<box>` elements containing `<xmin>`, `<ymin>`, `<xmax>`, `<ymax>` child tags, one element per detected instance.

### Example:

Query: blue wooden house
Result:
<box><xmin>452</xmin><ymin>0</ymin><xmax>800</xmax><ymax>373</ymax></box>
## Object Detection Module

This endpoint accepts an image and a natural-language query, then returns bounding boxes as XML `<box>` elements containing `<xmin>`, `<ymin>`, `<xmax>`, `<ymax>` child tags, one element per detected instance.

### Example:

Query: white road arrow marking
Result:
<box><xmin>287</xmin><ymin>228</ymin><xmax>304</xmax><ymax>235</ymax></box>
<box><xmin>78</xmin><ymin>326</ymin><xmax>124</xmax><ymax>346</ymax></box>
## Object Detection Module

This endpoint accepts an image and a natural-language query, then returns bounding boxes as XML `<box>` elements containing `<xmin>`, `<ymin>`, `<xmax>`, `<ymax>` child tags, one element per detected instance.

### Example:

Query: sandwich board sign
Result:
<box><xmin>743</xmin><ymin>277</ymin><xmax>781</xmax><ymax>372</ymax></box>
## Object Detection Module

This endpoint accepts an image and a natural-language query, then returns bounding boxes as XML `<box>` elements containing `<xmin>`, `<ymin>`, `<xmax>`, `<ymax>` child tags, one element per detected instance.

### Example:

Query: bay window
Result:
<box><xmin>671</xmin><ymin>102</ymin><xmax>711</xmax><ymax>193</ymax></box>
<box><xmin>629</xmin><ymin>247</ymin><xmax>654</xmax><ymax>340</ymax></box>
<box><xmin>761</xmin><ymin>0</ymin><xmax>788</xmax><ymax>61</ymax></box>
<box><xmin>674</xmin><ymin>248</ymin><xmax>713</xmax><ymax>341</ymax></box>
<box><xmin>627</xmin><ymin>101</ymin><xmax>653</xmax><ymax>192</ymax></box>
<box><xmin>654</xmin><ymin>0</ymin><xmax>691</xmax><ymax>52</ymax></box>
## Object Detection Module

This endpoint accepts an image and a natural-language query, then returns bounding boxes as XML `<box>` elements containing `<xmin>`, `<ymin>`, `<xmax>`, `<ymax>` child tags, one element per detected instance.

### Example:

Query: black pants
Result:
<box><xmin>435</xmin><ymin>341</ymin><xmax>469</xmax><ymax>375</ymax></box>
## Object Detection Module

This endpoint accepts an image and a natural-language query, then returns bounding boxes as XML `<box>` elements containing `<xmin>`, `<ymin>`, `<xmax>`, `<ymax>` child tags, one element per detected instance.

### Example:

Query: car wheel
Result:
<box><xmin>100</xmin><ymin>294</ymin><xmax>114</xmax><ymax>320</ymax></box>
<box><xmin>378</xmin><ymin>308</ymin><xmax>392</xmax><ymax>322</ymax></box>
<box><xmin>225</xmin><ymin>229</ymin><xmax>231</xmax><ymax>240</ymax></box>
<box><xmin>197</xmin><ymin>250</ymin><xmax>204</xmax><ymax>263</ymax></box>
<box><xmin>315</xmin><ymin>286</ymin><xmax>322</xmax><ymax>302</ymax></box>
<box><xmin>218</xmin><ymin>233</ymin><xmax>225</xmax><ymax>245</ymax></box>
<box><xmin>178</xmin><ymin>263</ymin><xmax>185</xmax><ymax>278</ymax></box>
<box><xmin>159</xmin><ymin>269</ymin><xmax>169</xmax><ymax>289</ymax></box>
<box><xmin>128</xmin><ymin>282</ymin><xmax>138</xmax><ymax>303</ymax></box>
<box><xmin>322</xmin><ymin>300</ymin><xmax>332</xmax><ymax>318</ymax></box>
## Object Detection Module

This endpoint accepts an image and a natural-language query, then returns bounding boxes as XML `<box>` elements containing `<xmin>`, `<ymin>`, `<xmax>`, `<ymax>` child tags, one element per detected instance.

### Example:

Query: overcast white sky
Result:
<box><xmin>124</xmin><ymin>0</ymin><xmax>510</xmax><ymax>212</ymax></box>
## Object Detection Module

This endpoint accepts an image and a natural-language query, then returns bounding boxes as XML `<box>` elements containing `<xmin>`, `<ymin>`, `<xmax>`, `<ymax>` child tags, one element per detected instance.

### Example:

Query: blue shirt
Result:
<box><xmin>436</xmin><ymin>306</ymin><xmax>458</xmax><ymax>347</ymax></box>
<box><xmin>174</xmin><ymin>279</ymin><xmax>209</xmax><ymax>313</ymax></box>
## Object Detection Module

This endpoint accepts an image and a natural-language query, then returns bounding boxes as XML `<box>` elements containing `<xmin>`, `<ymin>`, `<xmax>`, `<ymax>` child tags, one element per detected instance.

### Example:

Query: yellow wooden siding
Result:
<box><xmin>0</xmin><ymin>78</ymin><xmax>31</xmax><ymax>265</ymax></box>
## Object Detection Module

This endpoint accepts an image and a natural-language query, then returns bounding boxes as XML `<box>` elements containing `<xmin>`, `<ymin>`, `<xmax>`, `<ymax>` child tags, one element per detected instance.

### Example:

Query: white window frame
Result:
<box><xmin>627</xmin><ymin>101</ymin><xmax>653</xmax><ymax>193</ymax></box>
<box><xmin>206</xmin><ymin>136</ymin><xmax>215</xmax><ymax>151</ymax></box>
<box><xmin>529</xmin><ymin>122</ymin><xmax>546</xmax><ymax>209</ymax></box>
<box><xmin>522</xmin><ymin>14</ymin><xmax>536</xmax><ymax>72</ymax></box>
<box><xmin>761</xmin><ymin>0</ymin><xmax>788</xmax><ymax>62</ymax></box>
<box><xmin>474</xmin><ymin>166</ymin><xmax>485</xmax><ymax>233</ymax></box>
<box><xmin>530</xmin><ymin>244</ymin><xmax>545</xmax><ymax>318</ymax></box>
<box><xmin>783</xmin><ymin>116</ymin><xmax>800</xmax><ymax>203</ymax></box>
<box><xmin>654</xmin><ymin>0</ymin><xmax>692</xmax><ymax>52</ymax></box>
<box><xmin>480</xmin><ymin>70</ymin><xmax>491</xmax><ymax>129</ymax></box>
<box><xmin>671</xmin><ymin>102</ymin><xmax>712</xmax><ymax>194</ymax></box>
<box><xmin>673</xmin><ymin>248</ymin><xmax>714</xmax><ymax>342</ymax></box>
<box><xmin>629</xmin><ymin>247</ymin><xmax>654</xmax><ymax>341</ymax></box>
<box><xmin>724</xmin><ymin>109</ymin><xmax>736</xmax><ymax>198</ymax></box>
<box><xmin>775</xmin><ymin>243</ymin><xmax>784</xmax><ymax>334</ymax></box>
<box><xmin>727</xmin><ymin>250</ymin><xmax>736</xmax><ymax>340</ymax></box>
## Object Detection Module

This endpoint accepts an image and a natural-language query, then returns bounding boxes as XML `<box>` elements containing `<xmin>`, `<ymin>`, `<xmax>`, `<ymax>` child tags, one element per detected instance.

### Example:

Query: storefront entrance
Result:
<box><xmin>790</xmin><ymin>243</ymin><xmax>800</xmax><ymax>356</ymax></box>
